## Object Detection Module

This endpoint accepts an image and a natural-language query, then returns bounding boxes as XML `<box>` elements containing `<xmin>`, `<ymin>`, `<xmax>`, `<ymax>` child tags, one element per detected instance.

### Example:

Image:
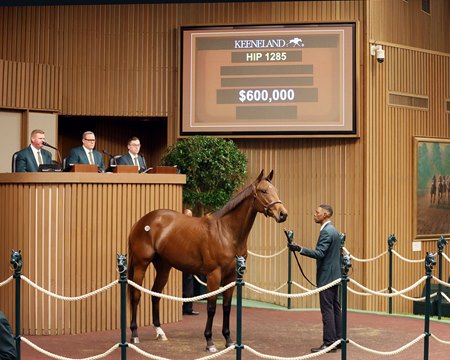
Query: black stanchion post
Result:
<box><xmin>387</xmin><ymin>234</ymin><xmax>396</xmax><ymax>314</ymax></box>
<box><xmin>341</xmin><ymin>252</ymin><xmax>351</xmax><ymax>360</ymax></box>
<box><xmin>117</xmin><ymin>254</ymin><xmax>128</xmax><ymax>360</ymax></box>
<box><xmin>423</xmin><ymin>252</ymin><xmax>435</xmax><ymax>360</ymax></box>
<box><xmin>287</xmin><ymin>246</ymin><xmax>292</xmax><ymax>309</ymax></box>
<box><xmin>284</xmin><ymin>229</ymin><xmax>296</xmax><ymax>310</ymax></box>
<box><xmin>436</xmin><ymin>236</ymin><xmax>447</xmax><ymax>320</ymax></box>
<box><xmin>10</xmin><ymin>250</ymin><xmax>23</xmax><ymax>360</ymax></box>
<box><xmin>235</xmin><ymin>256</ymin><xmax>246</xmax><ymax>360</ymax></box>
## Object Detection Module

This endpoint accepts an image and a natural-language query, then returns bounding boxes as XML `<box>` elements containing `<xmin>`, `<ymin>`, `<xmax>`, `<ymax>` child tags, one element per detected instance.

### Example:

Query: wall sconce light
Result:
<box><xmin>370</xmin><ymin>44</ymin><xmax>385</xmax><ymax>63</ymax></box>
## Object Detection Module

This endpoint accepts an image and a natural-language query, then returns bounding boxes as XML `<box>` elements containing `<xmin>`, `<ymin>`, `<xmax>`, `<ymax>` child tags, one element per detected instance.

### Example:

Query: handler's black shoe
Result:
<box><xmin>183</xmin><ymin>310</ymin><xmax>199</xmax><ymax>315</ymax></box>
<box><xmin>310</xmin><ymin>344</ymin><xmax>336</xmax><ymax>353</ymax></box>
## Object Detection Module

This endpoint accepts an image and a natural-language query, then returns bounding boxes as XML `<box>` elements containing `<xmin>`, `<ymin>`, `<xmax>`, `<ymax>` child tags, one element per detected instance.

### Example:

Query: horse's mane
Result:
<box><xmin>210</xmin><ymin>181</ymin><xmax>255</xmax><ymax>219</ymax></box>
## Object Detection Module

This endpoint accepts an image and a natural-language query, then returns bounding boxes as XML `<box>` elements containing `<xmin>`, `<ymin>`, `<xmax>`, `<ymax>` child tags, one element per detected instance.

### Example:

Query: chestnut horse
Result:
<box><xmin>127</xmin><ymin>170</ymin><xmax>288</xmax><ymax>352</ymax></box>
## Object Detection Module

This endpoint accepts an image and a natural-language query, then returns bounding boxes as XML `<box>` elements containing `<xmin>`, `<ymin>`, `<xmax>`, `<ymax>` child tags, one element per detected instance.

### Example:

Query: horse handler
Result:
<box><xmin>288</xmin><ymin>204</ymin><xmax>342</xmax><ymax>353</ymax></box>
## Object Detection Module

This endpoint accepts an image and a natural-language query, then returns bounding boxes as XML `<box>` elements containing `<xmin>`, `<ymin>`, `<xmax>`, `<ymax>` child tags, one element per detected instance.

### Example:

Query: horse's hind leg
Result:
<box><xmin>204</xmin><ymin>272</ymin><xmax>221</xmax><ymax>352</ymax></box>
<box><xmin>221</xmin><ymin>284</ymin><xmax>235</xmax><ymax>348</ymax></box>
<box><xmin>151</xmin><ymin>260</ymin><xmax>172</xmax><ymax>341</ymax></box>
<box><xmin>129</xmin><ymin>260</ymin><xmax>151</xmax><ymax>343</ymax></box>
<box><xmin>204</xmin><ymin>295</ymin><xmax>218</xmax><ymax>352</ymax></box>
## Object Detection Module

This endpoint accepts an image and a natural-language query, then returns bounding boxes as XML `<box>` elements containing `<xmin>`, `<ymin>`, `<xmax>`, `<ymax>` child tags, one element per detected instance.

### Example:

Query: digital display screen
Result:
<box><xmin>180</xmin><ymin>23</ymin><xmax>356</xmax><ymax>137</ymax></box>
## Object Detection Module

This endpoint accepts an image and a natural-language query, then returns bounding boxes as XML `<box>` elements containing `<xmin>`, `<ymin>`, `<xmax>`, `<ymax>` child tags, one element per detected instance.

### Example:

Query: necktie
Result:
<box><xmin>37</xmin><ymin>151</ymin><xmax>43</xmax><ymax>165</ymax></box>
<box><xmin>134</xmin><ymin>156</ymin><xmax>139</xmax><ymax>167</ymax></box>
<box><xmin>89</xmin><ymin>151</ymin><xmax>95</xmax><ymax>165</ymax></box>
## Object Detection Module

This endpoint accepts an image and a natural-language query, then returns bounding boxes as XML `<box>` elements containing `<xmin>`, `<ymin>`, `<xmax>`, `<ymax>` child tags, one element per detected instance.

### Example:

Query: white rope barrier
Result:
<box><xmin>129</xmin><ymin>343</ymin><xmax>235</xmax><ymax>360</ymax></box>
<box><xmin>127</xmin><ymin>344</ymin><xmax>171</xmax><ymax>360</ymax></box>
<box><xmin>348</xmin><ymin>333</ymin><xmax>425</xmax><ymax>356</ymax></box>
<box><xmin>291</xmin><ymin>281</ymin><xmax>312</xmax><ymax>292</ymax></box>
<box><xmin>245</xmin><ymin>278</ymin><xmax>340</xmax><ymax>298</ymax></box>
<box><xmin>342</xmin><ymin>248</ymin><xmax>388</xmax><ymax>262</ymax></box>
<box><xmin>441</xmin><ymin>292</ymin><xmax>450</xmax><ymax>303</ymax></box>
<box><xmin>391</xmin><ymin>288</ymin><xmax>437</xmax><ymax>302</ymax></box>
<box><xmin>432</xmin><ymin>276</ymin><xmax>450</xmax><ymax>287</ymax></box>
<box><xmin>5</xmin><ymin>248</ymin><xmax>449</xmax><ymax>360</ymax></box>
<box><xmin>347</xmin><ymin>287</ymin><xmax>389</xmax><ymax>297</ymax></box>
<box><xmin>127</xmin><ymin>279</ymin><xmax>235</xmax><ymax>302</ymax></box>
<box><xmin>21</xmin><ymin>337</ymin><xmax>119</xmax><ymax>360</ymax></box>
<box><xmin>391</xmin><ymin>250</ymin><xmax>423</xmax><ymax>263</ymax></box>
<box><xmin>349</xmin><ymin>276</ymin><xmax>427</xmax><ymax>297</ymax></box>
<box><xmin>194</xmin><ymin>275</ymin><xmax>208</xmax><ymax>287</ymax></box>
<box><xmin>0</xmin><ymin>275</ymin><xmax>13</xmax><ymax>287</ymax></box>
<box><xmin>244</xmin><ymin>340</ymin><xmax>341</xmax><ymax>360</ymax></box>
<box><xmin>21</xmin><ymin>275</ymin><xmax>119</xmax><ymax>301</ymax></box>
<box><xmin>442</xmin><ymin>252</ymin><xmax>450</xmax><ymax>262</ymax></box>
<box><xmin>430</xmin><ymin>333</ymin><xmax>450</xmax><ymax>345</ymax></box>
<box><xmin>247</xmin><ymin>247</ymin><xmax>287</xmax><ymax>259</ymax></box>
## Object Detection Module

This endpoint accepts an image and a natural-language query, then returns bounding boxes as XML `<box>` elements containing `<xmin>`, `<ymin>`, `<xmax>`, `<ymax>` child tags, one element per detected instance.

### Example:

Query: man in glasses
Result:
<box><xmin>116</xmin><ymin>136</ymin><xmax>147</xmax><ymax>173</ymax></box>
<box><xmin>66</xmin><ymin>131</ymin><xmax>105</xmax><ymax>172</ymax></box>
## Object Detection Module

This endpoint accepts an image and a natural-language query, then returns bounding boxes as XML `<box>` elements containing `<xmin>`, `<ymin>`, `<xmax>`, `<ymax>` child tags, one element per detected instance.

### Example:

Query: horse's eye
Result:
<box><xmin>260</xmin><ymin>189</ymin><xmax>268</xmax><ymax>194</ymax></box>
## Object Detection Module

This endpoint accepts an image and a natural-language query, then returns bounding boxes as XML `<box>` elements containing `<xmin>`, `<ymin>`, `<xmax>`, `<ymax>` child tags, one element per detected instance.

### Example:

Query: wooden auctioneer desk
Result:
<box><xmin>0</xmin><ymin>171</ymin><xmax>185</xmax><ymax>335</ymax></box>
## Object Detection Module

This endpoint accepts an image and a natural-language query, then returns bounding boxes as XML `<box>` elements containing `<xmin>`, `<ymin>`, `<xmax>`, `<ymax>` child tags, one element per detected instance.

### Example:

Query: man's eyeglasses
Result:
<box><xmin>84</xmin><ymin>138</ymin><xmax>96</xmax><ymax>142</ymax></box>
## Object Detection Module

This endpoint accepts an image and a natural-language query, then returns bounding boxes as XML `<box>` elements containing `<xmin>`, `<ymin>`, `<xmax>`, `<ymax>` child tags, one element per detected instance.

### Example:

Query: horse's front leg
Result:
<box><xmin>221</xmin><ymin>285</ymin><xmax>235</xmax><ymax>348</ymax></box>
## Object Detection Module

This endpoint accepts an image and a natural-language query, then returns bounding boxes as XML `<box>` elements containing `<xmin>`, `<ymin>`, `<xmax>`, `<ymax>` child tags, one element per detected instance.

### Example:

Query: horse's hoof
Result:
<box><xmin>154</xmin><ymin>327</ymin><xmax>168</xmax><ymax>341</ymax></box>
<box><xmin>226</xmin><ymin>342</ymin><xmax>235</xmax><ymax>348</ymax></box>
<box><xmin>205</xmin><ymin>345</ymin><xmax>217</xmax><ymax>353</ymax></box>
<box><xmin>156</xmin><ymin>333</ymin><xmax>168</xmax><ymax>341</ymax></box>
<box><xmin>131</xmin><ymin>337</ymin><xmax>140</xmax><ymax>344</ymax></box>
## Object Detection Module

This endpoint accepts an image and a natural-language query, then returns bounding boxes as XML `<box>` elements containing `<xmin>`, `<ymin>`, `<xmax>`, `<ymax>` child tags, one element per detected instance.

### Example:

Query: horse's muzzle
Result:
<box><xmin>272</xmin><ymin>211</ymin><xmax>287</xmax><ymax>223</ymax></box>
<box><xmin>277</xmin><ymin>211</ymin><xmax>288</xmax><ymax>223</ymax></box>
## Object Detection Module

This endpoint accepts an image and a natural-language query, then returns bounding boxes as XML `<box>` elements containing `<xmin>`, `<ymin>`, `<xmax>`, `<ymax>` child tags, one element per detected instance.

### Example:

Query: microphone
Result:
<box><xmin>102</xmin><ymin>149</ymin><xmax>117</xmax><ymax>166</ymax></box>
<box><xmin>42</xmin><ymin>141</ymin><xmax>62</xmax><ymax>168</ymax></box>
<box><xmin>139</xmin><ymin>153</ymin><xmax>147</xmax><ymax>173</ymax></box>
<box><xmin>42</xmin><ymin>141</ymin><xmax>58</xmax><ymax>150</ymax></box>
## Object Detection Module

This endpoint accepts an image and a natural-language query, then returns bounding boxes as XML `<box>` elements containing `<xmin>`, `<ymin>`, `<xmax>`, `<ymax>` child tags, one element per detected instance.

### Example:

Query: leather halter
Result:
<box><xmin>252</xmin><ymin>184</ymin><xmax>283</xmax><ymax>217</ymax></box>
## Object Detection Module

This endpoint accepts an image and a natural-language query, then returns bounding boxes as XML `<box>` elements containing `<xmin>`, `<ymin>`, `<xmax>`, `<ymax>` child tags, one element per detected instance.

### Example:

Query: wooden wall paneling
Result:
<box><xmin>0</xmin><ymin>175</ymin><xmax>184</xmax><ymax>334</ymax></box>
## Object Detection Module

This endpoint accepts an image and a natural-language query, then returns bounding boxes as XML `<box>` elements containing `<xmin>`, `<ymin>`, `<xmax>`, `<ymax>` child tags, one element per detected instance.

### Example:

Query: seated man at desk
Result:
<box><xmin>15</xmin><ymin>129</ymin><xmax>53</xmax><ymax>172</ymax></box>
<box><xmin>66</xmin><ymin>131</ymin><xmax>105</xmax><ymax>172</ymax></box>
<box><xmin>116</xmin><ymin>136</ymin><xmax>147</xmax><ymax>173</ymax></box>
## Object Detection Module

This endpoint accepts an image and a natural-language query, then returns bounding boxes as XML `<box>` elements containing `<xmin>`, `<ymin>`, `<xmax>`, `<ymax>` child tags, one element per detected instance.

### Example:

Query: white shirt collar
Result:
<box><xmin>128</xmin><ymin>151</ymin><xmax>138</xmax><ymax>159</ymax></box>
<box><xmin>320</xmin><ymin>220</ymin><xmax>331</xmax><ymax>231</ymax></box>
<box><xmin>30</xmin><ymin>144</ymin><xmax>40</xmax><ymax>152</ymax></box>
<box><xmin>83</xmin><ymin>146</ymin><xmax>93</xmax><ymax>155</ymax></box>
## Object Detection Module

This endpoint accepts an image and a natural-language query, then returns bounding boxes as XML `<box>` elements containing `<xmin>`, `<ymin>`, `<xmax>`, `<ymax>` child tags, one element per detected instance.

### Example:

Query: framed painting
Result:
<box><xmin>414</xmin><ymin>137</ymin><xmax>450</xmax><ymax>240</ymax></box>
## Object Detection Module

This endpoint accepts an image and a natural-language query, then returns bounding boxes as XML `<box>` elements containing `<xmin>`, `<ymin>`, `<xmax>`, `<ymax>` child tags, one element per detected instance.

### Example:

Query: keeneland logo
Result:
<box><xmin>234</xmin><ymin>37</ymin><xmax>304</xmax><ymax>49</ymax></box>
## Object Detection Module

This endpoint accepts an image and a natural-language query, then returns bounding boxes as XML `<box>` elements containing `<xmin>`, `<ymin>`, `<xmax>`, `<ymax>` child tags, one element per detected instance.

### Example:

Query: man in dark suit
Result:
<box><xmin>15</xmin><ymin>129</ymin><xmax>53</xmax><ymax>172</ymax></box>
<box><xmin>0</xmin><ymin>310</ymin><xmax>16</xmax><ymax>359</ymax></box>
<box><xmin>116</xmin><ymin>136</ymin><xmax>147</xmax><ymax>173</ymax></box>
<box><xmin>288</xmin><ymin>204</ymin><xmax>342</xmax><ymax>353</ymax></box>
<box><xmin>66</xmin><ymin>131</ymin><xmax>105</xmax><ymax>172</ymax></box>
<box><xmin>181</xmin><ymin>209</ymin><xmax>199</xmax><ymax>315</ymax></box>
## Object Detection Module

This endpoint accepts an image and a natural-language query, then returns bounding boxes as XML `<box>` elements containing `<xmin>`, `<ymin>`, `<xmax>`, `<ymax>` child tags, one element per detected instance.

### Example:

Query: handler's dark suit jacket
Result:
<box><xmin>116</xmin><ymin>153</ymin><xmax>147</xmax><ymax>173</ymax></box>
<box><xmin>15</xmin><ymin>146</ymin><xmax>53</xmax><ymax>172</ymax></box>
<box><xmin>0</xmin><ymin>311</ymin><xmax>16</xmax><ymax>360</ymax></box>
<box><xmin>66</xmin><ymin>146</ymin><xmax>105</xmax><ymax>172</ymax></box>
<box><xmin>300</xmin><ymin>222</ymin><xmax>341</xmax><ymax>287</ymax></box>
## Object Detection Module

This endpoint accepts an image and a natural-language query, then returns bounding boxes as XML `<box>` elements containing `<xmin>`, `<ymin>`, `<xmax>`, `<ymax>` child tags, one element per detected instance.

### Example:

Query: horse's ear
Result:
<box><xmin>256</xmin><ymin>170</ymin><xmax>264</xmax><ymax>182</ymax></box>
<box><xmin>266</xmin><ymin>170</ymin><xmax>274</xmax><ymax>181</ymax></box>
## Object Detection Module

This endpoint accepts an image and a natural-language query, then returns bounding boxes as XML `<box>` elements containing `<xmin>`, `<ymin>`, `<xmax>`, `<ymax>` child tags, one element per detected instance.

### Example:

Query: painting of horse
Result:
<box><xmin>127</xmin><ymin>170</ymin><xmax>288</xmax><ymax>352</ymax></box>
